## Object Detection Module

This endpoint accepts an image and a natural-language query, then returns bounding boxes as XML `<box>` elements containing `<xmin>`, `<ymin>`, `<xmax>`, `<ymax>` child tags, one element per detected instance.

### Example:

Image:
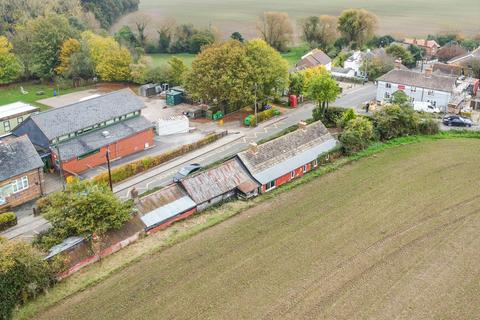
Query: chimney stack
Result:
<box><xmin>249</xmin><ymin>142</ymin><xmax>258</xmax><ymax>154</ymax></box>
<box><xmin>394</xmin><ymin>59</ymin><xmax>403</xmax><ymax>70</ymax></box>
<box><xmin>299</xmin><ymin>121</ymin><xmax>308</xmax><ymax>130</ymax></box>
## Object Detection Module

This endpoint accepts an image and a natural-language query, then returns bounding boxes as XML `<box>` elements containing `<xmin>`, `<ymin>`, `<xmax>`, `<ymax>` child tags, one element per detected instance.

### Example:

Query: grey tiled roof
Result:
<box><xmin>237</xmin><ymin>121</ymin><xmax>338</xmax><ymax>185</ymax></box>
<box><xmin>180</xmin><ymin>158</ymin><xmax>259</xmax><ymax>204</ymax></box>
<box><xmin>0</xmin><ymin>135</ymin><xmax>43</xmax><ymax>181</ymax></box>
<box><xmin>56</xmin><ymin>116</ymin><xmax>154</xmax><ymax>161</ymax></box>
<box><xmin>377</xmin><ymin>69</ymin><xmax>457</xmax><ymax>92</ymax></box>
<box><xmin>296</xmin><ymin>49</ymin><xmax>331</xmax><ymax>70</ymax></box>
<box><xmin>28</xmin><ymin>89</ymin><xmax>145</xmax><ymax>140</ymax></box>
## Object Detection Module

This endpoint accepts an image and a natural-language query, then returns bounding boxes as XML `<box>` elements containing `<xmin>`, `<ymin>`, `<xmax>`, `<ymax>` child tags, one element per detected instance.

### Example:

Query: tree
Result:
<box><xmin>166</xmin><ymin>57</ymin><xmax>187</xmax><ymax>86</ymax></box>
<box><xmin>115</xmin><ymin>25</ymin><xmax>139</xmax><ymax>49</ymax></box>
<box><xmin>361</xmin><ymin>51</ymin><xmax>395</xmax><ymax>80</ymax></box>
<box><xmin>306</xmin><ymin>73</ymin><xmax>340</xmax><ymax>114</ymax></box>
<box><xmin>39</xmin><ymin>180</ymin><xmax>132</xmax><ymax>244</ymax></box>
<box><xmin>81</xmin><ymin>0</ymin><xmax>139</xmax><ymax>29</ymax></box>
<box><xmin>386</xmin><ymin>44</ymin><xmax>415</xmax><ymax>68</ymax></box>
<box><xmin>130</xmin><ymin>55</ymin><xmax>152</xmax><ymax>84</ymax></box>
<box><xmin>0</xmin><ymin>240</ymin><xmax>54</xmax><ymax>320</ymax></box>
<box><xmin>373</xmin><ymin>104</ymin><xmax>420</xmax><ymax>140</ymax></box>
<box><xmin>391</xmin><ymin>90</ymin><xmax>410</xmax><ymax>106</ymax></box>
<box><xmin>55</xmin><ymin>38</ymin><xmax>81</xmax><ymax>75</ymax></box>
<box><xmin>83</xmin><ymin>31</ymin><xmax>132</xmax><ymax>81</ymax></box>
<box><xmin>436</xmin><ymin>43</ymin><xmax>467</xmax><ymax>62</ymax></box>
<box><xmin>157</xmin><ymin>24</ymin><xmax>173</xmax><ymax>53</ymax></box>
<box><xmin>231</xmin><ymin>32</ymin><xmax>244</xmax><ymax>42</ymax></box>
<box><xmin>24</xmin><ymin>14</ymin><xmax>79</xmax><ymax>78</ymax></box>
<box><xmin>257</xmin><ymin>12</ymin><xmax>293</xmax><ymax>52</ymax></box>
<box><xmin>340</xmin><ymin>117</ymin><xmax>375</xmax><ymax>154</ymax></box>
<box><xmin>63</xmin><ymin>44</ymin><xmax>95</xmax><ymax>85</ymax></box>
<box><xmin>0</xmin><ymin>36</ymin><xmax>22</xmax><ymax>84</ymax></box>
<box><xmin>188</xmin><ymin>30</ymin><xmax>215</xmax><ymax>53</ymax></box>
<box><xmin>338</xmin><ymin>9</ymin><xmax>378</xmax><ymax>48</ymax></box>
<box><xmin>408</xmin><ymin>44</ymin><xmax>424</xmax><ymax>62</ymax></box>
<box><xmin>301</xmin><ymin>15</ymin><xmax>338</xmax><ymax>49</ymax></box>
<box><xmin>461</xmin><ymin>38</ymin><xmax>479</xmax><ymax>51</ymax></box>
<box><xmin>368</xmin><ymin>35</ymin><xmax>395</xmax><ymax>48</ymax></box>
<box><xmin>185</xmin><ymin>40</ymin><xmax>254</xmax><ymax>113</ymax></box>
<box><xmin>245</xmin><ymin>39</ymin><xmax>289</xmax><ymax>105</ymax></box>
<box><xmin>289</xmin><ymin>72</ymin><xmax>306</xmax><ymax>96</ymax></box>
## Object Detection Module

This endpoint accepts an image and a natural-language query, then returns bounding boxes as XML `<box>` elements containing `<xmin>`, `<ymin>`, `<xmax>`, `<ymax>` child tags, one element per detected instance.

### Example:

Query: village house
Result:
<box><xmin>402</xmin><ymin>38</ymin><xmax>440</xmax><ymax>57</ymax></box>
<box><xmin>237</xmin><ymin>121</ymin><xmax>337</xmax><ymax>193</ymax></box>
<box><xmin>137</xmin><ymin>184</ymin><xmax>197</xmax><ymax>234</ymax></box>
<box><xmin>0</xmin><ymin>102</ymin><xmax>38</xmax><ymax>137</ymax></box>
<box><xmin>376</xmin><ymin>66</ymin><xmax>457</xmax><ymax>111</ymax></box>
<box><xmin>0</xmin><ymin>135</ymin><xmax>44</xmax><ymax>210</ymax></box>
<box><xmin>295</xmin><ymin>48</ymin><xmax>332</xmax><ymax>72</ymax></box>
<box><xmin>180</xmin><ymin>158</ymin><xmax>259</xmax><ymax>211</ymax></box>
<box><xmin>447</xmin><ymin>47</ymin><xmax>480</xmax><ymax>76</ymax></box>
<box><xmin>12</xmin><ymin>89</ymin><xmax>155</xmax><ymax>175</ymax></box>
<box><xmin>343</xmin><ymin>51</ymin><xmax>367</xmax><ymax>78</ymax></box>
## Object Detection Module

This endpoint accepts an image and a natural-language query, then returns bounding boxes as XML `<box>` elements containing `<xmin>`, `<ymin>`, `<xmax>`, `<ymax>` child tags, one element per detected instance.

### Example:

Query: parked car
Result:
<box><xmin>173</xmin><ymin>163</ymin><xmax>201</xmax><ymax>182</ymax></box>
<box><xmin>413</xmin><ymin>101</ymin><xmax>440</xmax><ymax>113</ymax></box>
<box><xmin>442</xmin><ymin>115</ymin><xmax>473</xmax><ymax>127</ymax></box>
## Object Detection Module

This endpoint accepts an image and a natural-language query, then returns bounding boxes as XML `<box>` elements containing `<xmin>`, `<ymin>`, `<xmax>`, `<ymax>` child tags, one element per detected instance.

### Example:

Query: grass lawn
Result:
<box><xmin>30</xmin><ymin>137</ymin><xmax>480</xmax><ymax>320</ymax></box>
<box><xmin>0</xmin><ymin>83</ymin><xmax>92</xmax><ymax>111</ymax></box>
<box><xmin>281</xmin><ymin>44</ymin><xmax>309</xmax><ymax>67</ymax></box>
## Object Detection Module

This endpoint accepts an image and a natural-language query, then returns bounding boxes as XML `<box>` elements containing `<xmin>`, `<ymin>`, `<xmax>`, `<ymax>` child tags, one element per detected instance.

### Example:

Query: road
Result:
<box><xmin>335</xmin><ymin>82</ymin><xmax>377</xmax><ymax>113</ymax></box>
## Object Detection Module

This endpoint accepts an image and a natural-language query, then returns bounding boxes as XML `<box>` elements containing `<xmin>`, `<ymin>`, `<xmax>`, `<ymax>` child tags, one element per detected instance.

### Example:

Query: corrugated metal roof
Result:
<box><xmin>44</xmin><ymin>236</ymin><xmax>84</xmax><ymax>260</ymax></box>
<box><xmin>252</xmin><ymin>139</ymin><xmax>338</xmax><ymax>184</ymax></box>
<box><xmin>137</xmin><ymin>184</ymin><xmax>188</xmax><ymax>214</ymax></box>
<box><xmin>140</xmin><ymin>196</ymin><xmax>196</xmax><ymax>230</ymax></box>
<box><xmin>180</xmin><ymin>158</ymin><xmax>259</xmax><ymax>204</ymax></box>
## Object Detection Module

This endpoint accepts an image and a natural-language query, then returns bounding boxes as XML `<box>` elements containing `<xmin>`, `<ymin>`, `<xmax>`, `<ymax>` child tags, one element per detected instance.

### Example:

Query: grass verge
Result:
<box><xmin>14</xmin><ymin>130</ymin><xmax>480</xmax><ymax>320</ymax></box>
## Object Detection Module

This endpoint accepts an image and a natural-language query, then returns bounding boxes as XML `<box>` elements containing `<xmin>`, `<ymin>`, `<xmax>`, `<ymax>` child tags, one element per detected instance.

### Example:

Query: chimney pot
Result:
<box><xmin>249</xmin><ymin>142</ymin><xmax>258</xmax><ymax>154</ymax></box>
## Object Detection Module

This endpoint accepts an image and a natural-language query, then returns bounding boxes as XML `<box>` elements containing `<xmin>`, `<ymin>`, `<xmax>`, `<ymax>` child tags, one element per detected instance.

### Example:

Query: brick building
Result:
<box><xmin>13</xmin><ymin>89</ymin><xmax>155</xmax><ymax>175</ymax></box>
<box><xmin>237</xmin><ymin>121</ymin><xmax>338</xmax><ymax>193</ymax></box>
<box><xmin>0</xmin><ymin>135</ymin><xmax>44</xmax><ymax>210</ymax></box>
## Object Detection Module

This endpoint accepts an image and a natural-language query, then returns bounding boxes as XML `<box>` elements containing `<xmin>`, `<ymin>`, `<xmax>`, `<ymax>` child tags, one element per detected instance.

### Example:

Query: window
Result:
<box><xmin>303</xmin><ymin>165</ymin><xmax>307</xmax><ymax>173</ymax></box>
<box><xmin>265</xmin><ymin>180</ymin><xmax>276</xmax><ymax>191</ymax></box>
<box><xmin>3</xmin><ymin>121</ymin><xmax>10</xmax><ymax>131</ymax></box>
<box><xmin>386</xmin><ymin>83</ymin><xmax>392</xmax><ymax>88</ymax></box>
<box><xmin>58</xmin><ymin>135</ymin><xmax>68</xmax><ymax>142</ymax></box>
<box><xmin>313</xmin><ymin>159</ymin><xmax>318</xmax><ymax>167</ymax></box>
<box><xmin>410</xmin><ymin>87</ymin><xmax>417</xmax><ymax>93</ymax></box>
<box><xmin>427</xmin><ymin>90</ymin><xmax>434</xmax><ymax>96</ymax></box>
<box><xmin>291</xmin><ymin>171</ymin><xmax>295</xmax><ymax>179</ymax></box>
<box><xmin>11</xmin><ymin>176</ymin><xmax>29</xmax><ymax>193</ymax></box>
<box><xmin>384</xmin><ymin>92</ymin><xmax>391</xmax><ymax>99</ymax></box>
<box><xmin>17</xmin><ymin>116</ymin><xmax>24</xmax><ymax>123</ymax></box>
<box><xmin>106</xmin><ymin>119</ymin><xmax>114</xmax><ymax>125</ymax></box>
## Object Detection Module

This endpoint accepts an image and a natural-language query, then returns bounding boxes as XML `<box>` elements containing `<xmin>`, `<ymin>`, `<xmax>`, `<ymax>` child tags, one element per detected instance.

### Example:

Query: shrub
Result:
<box><xmin>340</xmin><ymin>117</ymin><xmax>376</xmax><ymax>155</ymax></box>
<box><xmin>336</xmin><ymin>108</ymin><xmax>356</xmax><ymax>128</ymax></box>
<box><xmin>0</xmin><ymin>212</ymin><xmax>17</xmax><ymax>232</ymax></box>
<box><xmin>0</xmin><ymin>240</ymin><xmax>55</xmax><ymax>320</ymax></box>
<box><xmin>313</xmin><ymin>106</ymin><xmax>346</xmax><ymax>127</ymax></box>
<box><xmin>418</xmin><ymin>118</ymin><xmax>440</xmax><ymax>135</ymax></box>
<box><xmin>373</xmin><ymin>105</ymin><xmax>420</xmax><ymax>140</ymax></box>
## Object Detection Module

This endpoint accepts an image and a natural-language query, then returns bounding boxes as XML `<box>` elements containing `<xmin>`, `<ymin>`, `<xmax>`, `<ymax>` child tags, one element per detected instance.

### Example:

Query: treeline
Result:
<box><xmin>81</xmin><ymin>0</ymin><xmax>139</xmax><ymax>29</ymax></box>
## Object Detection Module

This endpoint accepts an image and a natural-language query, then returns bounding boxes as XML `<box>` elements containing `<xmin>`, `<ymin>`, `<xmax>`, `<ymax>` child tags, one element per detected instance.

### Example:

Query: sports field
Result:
<box><xmin>35</xmin><ymin>138</ymin><xmax>480</xmax><ymax>320</ymax></box>
<box><xmin>115</xmin><ymin>0</ymin><xmax>480</xmax><ymax>39</ymax></box>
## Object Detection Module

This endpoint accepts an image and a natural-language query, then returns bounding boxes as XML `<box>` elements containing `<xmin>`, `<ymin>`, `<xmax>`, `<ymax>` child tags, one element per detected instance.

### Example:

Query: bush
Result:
<box><xmin>373</xmin><ymin>105</ymin><xmax>420</xmax><ymax>140</ymax></box>
<box><xmin>0</xmin><ymin>212</ymin><xmax>17</xmax><ymax>232</ymax></box>
<box><xmin>0</xmin><ymin>240</ymin><xmax>55</xmax><ymax>320</ymax></box>
<box><xmin>418</xmin><ymin>118</ymin><xmax>439</xmax><ymax>135</ymax></box>
<box><xmin>340</xmin><ymin>117</ymin><xmax>376</xmax><ymax>155</ymax></box>
<box><xmin>337</xmin><ymin>108</ymin><xmax>356</xmax><ymax>128</ymax></box>
<box><xmin>248</xmin><ymin>108</ymin><xmax>280</xmax><ymax>126</ymax></box>
<box><xmin>313</xmin><ymin>106</ymin><xmax>346</xmax><ymax>127</ymax></box>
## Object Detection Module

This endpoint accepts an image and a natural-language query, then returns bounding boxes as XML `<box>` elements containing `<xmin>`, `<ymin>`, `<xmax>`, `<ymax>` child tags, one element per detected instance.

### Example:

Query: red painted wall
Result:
<box><xmin>54</xmin><ymin>129</ymin><xmax>154</xmax><ymax>175</ymax></box>
<box><xmin>146</xmin><ymin>208</ymin><xmax>197</xmax><ymax>235</ymax></box>
<box><xmin>261</xmin><ymin>162</ymin><xmax>314</xmax><ymax>193</ymax></box>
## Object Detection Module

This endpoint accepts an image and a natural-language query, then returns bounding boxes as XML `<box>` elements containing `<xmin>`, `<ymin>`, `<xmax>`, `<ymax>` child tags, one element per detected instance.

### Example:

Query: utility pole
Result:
<box><xmin>106</xmin><ymin>149</ymin><xmax>113</xmax><ymax>191</ymax></box>
<box><xmin>254</xmin><ymin>83</ymin><xmax>258</xmax><ymax>127</ymax></box>
<box><xmin>54</xmin><ymin>145</ymin><xmax>66</xmax><ymax>190</ymax></box>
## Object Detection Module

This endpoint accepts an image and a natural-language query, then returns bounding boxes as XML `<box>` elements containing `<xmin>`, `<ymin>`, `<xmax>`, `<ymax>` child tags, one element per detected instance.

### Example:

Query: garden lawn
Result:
<box><xmin>0</xmin><ymin>83</ymin><xmax>91</xmax><ymax>110</ymax></box>
<box><xmin>32</xmin><ymin>138</ymin><xmax>480</xmax><ymax>320</ymax></box>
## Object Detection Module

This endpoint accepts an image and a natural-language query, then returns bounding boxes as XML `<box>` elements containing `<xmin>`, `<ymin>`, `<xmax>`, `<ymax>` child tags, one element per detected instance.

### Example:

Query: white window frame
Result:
<box><xmin>17</xmin><ymin>116</ymin><xmax>24</xmax><ymax>123</ymax></box>
<box><xmin>265</xmin><ymin>180</ymin><xmax>276</xmax><ymax>191</ymax></box>
<box><xmin>3</xmin><ymin>121</ymin><xmax>10</xmax><ymax>131</ymax></box>
<box><xmin>291</xmin><ymin>171</ymin><xmax>295</xmax><ymax>179</ymax></box>
<box><xmin>12</xmin><ymin>176</ymin><xmax>29</xmax><ymax>193</ymax></box>
<box><xmin>303</xmin><ymin>165</ymin><xmax>307</xmax><ymax>173</ymax></box>
<box><xmin>386</xmin><ymin>83</ymin><xmax>392</xmax><ymax>88</ymax></box>
<box><xmin>313</xmin><ymin>159</ymin><xmax>318</xmax><ymax>167</ymax></box>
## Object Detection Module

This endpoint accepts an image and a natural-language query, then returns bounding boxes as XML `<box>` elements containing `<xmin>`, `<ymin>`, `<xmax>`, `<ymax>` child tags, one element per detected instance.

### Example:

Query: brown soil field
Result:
<box><xmin>36</xmin><ymin>139</ymin><xmax>480</xmax><ymax>319</ymax></box>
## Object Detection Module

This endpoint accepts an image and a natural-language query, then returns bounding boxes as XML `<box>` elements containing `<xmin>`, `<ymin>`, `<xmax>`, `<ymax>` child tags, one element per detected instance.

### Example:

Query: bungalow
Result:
<box><xmin>237</xmin><ymin>121</ymin><xmax>338</xmax><ymax>193</ymax></box>
<box><xmin>376</xmin><ymin>67</ymin><xmax>457</xmax><ymax>111</ymax></box>
<box><xmin>137</xmin><ymin>184</ymin><xmax>197</xmax><ymax>234</ymax></box>
<box><xmin>295</xmin><ymin>48</ymin><xmax>332</xmax><ymax>72</ymax></box>
<box><xmin>0</xmin><ymin>135</ymin><xmax>44</xmax><ymax>210</ymax></box>
<box><xmin>12</xmin><ymin>89</ymin><xmax>155</xmax><ymax>175</ymax></box>
<box><xmin>0</xmin><ymin>102</ymin><xmax>38</xmax><ymax>137</ymax></box>
<box><xmin>180</xmin><ymin>158</ymin><xmax>259</xmax><ymax>211</ymax></box>
<box><xmin>403</xmin><ymin>38</ymin><xmax>440</xmax><ymax>57</ymax></box>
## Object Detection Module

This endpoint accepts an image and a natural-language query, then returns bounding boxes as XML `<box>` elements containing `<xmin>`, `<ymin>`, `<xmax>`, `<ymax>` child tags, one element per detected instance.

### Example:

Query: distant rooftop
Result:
<box><xmin>377</xmin><ymin>69</ymin><xmax>457</xmax><ymax>92</ymax></box>
<box><xmin>0</xmin><ymin>102</ymin><xmax>38</xmax><ymax>121</ymax></box>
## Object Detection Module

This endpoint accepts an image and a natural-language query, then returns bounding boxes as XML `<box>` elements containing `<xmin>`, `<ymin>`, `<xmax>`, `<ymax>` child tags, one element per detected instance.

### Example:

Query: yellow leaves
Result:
<box><xmin>55</xmin><ymin>38</ymin><xmax>81</xmax><ymax>75</ymax></box>
<box><xmin>0</xmin><ymin>36</ymin><xmax>13</xmax><ymax>54</ymax></box>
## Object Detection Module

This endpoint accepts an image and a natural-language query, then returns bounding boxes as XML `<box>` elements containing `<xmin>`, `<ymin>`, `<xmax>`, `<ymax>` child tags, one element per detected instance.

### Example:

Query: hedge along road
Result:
<box><xmin>36</xmin><ymin>139</ymin><xmax>480</xmax><ymax>320</ymax></box>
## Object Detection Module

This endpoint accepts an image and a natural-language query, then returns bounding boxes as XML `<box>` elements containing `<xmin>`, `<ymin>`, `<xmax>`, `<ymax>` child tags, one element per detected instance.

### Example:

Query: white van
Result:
<box><xmin>413</xmin><ymin>101</ymin><xmax>440</xmax><ymax>113</ymax></box>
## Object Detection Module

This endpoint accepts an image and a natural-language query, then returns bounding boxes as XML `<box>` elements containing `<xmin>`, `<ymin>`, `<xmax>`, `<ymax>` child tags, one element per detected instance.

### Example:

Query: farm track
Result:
<box><xmin>36</xmin><ymin>139</ymin><xmax>480</xmax><ymax>320</ymax></box>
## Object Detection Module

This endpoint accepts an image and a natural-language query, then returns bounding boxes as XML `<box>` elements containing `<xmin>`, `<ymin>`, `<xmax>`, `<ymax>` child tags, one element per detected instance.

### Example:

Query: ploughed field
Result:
<box><xmin>38</xmin><ymin>139</ymin><xmax>480</xmax><ymax>319</ymax></box>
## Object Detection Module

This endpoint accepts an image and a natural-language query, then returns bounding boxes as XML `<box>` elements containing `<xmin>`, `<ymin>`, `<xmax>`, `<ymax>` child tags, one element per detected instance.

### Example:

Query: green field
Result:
<box><xmin>34</xmin><ymin>138</ymin><xmax>480</xmax><ymax>320</ymax></box>
<box><xmin>0</xmin><ymin>83</ymin><xmax>91</xmax><ymax>110</ymax></box>
<box><xmin>116</xmin><ymin>0</ymin><xmax>480</xmax><ymax>38</ymax></box>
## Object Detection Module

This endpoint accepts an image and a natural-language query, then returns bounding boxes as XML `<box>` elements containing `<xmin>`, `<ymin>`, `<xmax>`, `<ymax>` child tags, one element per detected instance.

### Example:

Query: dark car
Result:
<box><xmin>173</xmin><ymin>163</ymin><xmax>201</xmax><ymax>182</ymax></box>
<box><xmin>442</xmin><ymin>115</ymin><xmax>473</xmax><ymax>127</ymax></box>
